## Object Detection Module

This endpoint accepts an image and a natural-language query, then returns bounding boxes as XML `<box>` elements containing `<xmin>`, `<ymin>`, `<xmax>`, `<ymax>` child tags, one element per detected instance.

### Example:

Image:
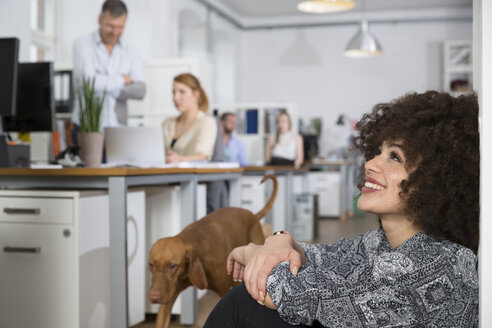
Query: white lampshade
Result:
<box><xmin>297</xmin><ymin>0</ymin><xmax>355</xmax><ymax>14</ymax></box>
<box><xmin>344</xmin><ymin>20</ymin><xmax>382</xmax><ymax>58</ymax></box>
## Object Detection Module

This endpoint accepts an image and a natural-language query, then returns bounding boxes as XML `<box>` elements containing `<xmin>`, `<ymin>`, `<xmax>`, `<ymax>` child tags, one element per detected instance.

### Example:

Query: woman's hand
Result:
<box><xmin>244</xmin><ymin>234</ymin><xmax>302</xmax><ymax>304</ymax></box>
<box><xmin>227</xmin><ymin>243</ymin><xmax>261</xmax><ymax>281</ymax></box>
<box><xmin>166</xmin><ymin>150</ymin><xmax>182</xmax><ymax>163</ymax></box>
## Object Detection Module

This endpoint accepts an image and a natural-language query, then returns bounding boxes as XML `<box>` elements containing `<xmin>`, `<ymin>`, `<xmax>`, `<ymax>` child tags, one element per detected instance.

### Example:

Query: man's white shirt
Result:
<box><xmin>71</xmin><ymin>31</ymin><xmax>145</xmax><ymax>130</ymax></box>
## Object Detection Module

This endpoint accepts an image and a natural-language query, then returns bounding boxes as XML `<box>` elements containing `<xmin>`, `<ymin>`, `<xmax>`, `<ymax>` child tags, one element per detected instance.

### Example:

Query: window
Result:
<box><xmin>30</xmin><ymin>0</ymin><xmax>54</xmax><ymax>62</ymax></box>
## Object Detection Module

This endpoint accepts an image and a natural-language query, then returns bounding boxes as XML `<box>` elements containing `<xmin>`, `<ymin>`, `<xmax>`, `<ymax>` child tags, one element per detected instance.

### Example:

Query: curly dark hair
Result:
<box><xmin>354</xmin><ymin>91</ymin><xmax>479</xmax><ymax>253</ymax></box>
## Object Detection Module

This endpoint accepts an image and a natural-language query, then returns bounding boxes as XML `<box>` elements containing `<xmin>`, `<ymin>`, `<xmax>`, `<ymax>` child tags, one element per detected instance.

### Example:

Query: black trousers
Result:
<box><xmin>204</xmin><ymin>284</ymin><xmax>324</xmax><ymax>328</ymax></box>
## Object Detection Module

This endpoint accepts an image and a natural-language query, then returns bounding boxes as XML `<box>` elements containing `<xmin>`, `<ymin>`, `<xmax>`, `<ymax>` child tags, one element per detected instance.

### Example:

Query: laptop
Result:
<box><xmin>104</xmin><ymin>126</ymin><xmax>166</xmax><ymax>167</ymax></box>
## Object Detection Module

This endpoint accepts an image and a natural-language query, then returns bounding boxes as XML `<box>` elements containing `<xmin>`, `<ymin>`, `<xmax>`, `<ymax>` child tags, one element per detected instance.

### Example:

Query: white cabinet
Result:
<box><xmin>240</xmin><ymin>176</ymin><xmax>266</xmax><ymax>215</ymax></box>
<box><xmin>0</xmin><ymin>221</ymin><xmax>77</xmax><ymax>328</ymax></box>
<box><xmin>241</xmin><ymin>174</ymin><xmax>305</xmax><ymax>232</ymax></box>
<box><xmin>443</xmin><ymin>40</ymin><xmax>473</xmax><ymax>97</ymax></box>
<box><xmin>240</xmin><ymin>175</ymin><xmax>286</xmax><ymax>231</ymax></box>
<box><xmin>128</xmin><ymin>58</ymin><xmax>213</xmax><ymax>127</ymax></box>
<box><xmin>0</xmin><ymin>190</ymin><xmax>146</xmax><ymax>328</ymax></box>
<box><xmin>307</xmin><ymin>172</ymin><xmax>341</xmax><ymax>217</ymax></box>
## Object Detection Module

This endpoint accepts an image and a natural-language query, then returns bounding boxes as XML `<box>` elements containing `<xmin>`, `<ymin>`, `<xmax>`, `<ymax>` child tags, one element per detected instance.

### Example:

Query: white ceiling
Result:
<box><xmin>215</xmin><ymin>0</ymin><xmax>472</xmax><ymax>18</ymax></box>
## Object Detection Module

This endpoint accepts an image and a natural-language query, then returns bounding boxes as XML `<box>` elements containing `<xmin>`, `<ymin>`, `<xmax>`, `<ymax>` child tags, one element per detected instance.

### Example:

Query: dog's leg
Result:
<box><xmin>155</xmin><ymin>294</ymin><xmax>178</xmax><ymax>328</ymax></box>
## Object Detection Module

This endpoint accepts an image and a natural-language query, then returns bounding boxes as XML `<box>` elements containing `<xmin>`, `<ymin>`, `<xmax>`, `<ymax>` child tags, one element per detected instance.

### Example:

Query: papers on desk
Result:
<box><xmin>171</xmin><ymin>161</ymin><xmax>241</xmax><ymax>169</ymax></box>
<box><xmin>101</xmin><ymin>161</ymin><xmax>240</xmax><ymax>169</ymax></box>
<box><xmin>30</xmin><ymin>163</ymin><xmax>63</xmax><ymax>169</ymax></box>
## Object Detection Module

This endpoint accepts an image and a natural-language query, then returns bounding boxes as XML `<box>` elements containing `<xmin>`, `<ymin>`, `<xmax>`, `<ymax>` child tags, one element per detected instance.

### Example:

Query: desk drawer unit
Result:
<box><xmin>0</xmin><ymin>191</ymin><xmax>77</xmax><ymax>328</ymax></box>
<box><xmin>0</xmin><ymin>190</ymin><xmax>146</xmax><ymax>328</ymax></box>
<box><xmin>0</xmin><ymin>222</ymin><xmax>77</xmax><ymax>328</ymax></box>
<box><xmin>240</xmin><ymin>176</ymin><xmax>266</xmax><ymax>214</ymax></box>
<box><xmin>307</xmin><ymin>172</ymin><xmax>341</xmax><ymax>217</ymax></box>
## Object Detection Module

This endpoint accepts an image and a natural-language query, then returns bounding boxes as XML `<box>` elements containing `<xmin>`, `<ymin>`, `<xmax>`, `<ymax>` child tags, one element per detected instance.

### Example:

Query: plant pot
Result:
<box><xmin>78</xmin><ymin>132</ymin><xmax>104</xmax><ymax>167</ymax></box>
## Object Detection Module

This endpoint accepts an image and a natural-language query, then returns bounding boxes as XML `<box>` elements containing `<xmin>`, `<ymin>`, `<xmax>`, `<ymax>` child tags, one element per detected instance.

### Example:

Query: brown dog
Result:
<box><xmin>148</xmin><ymin>174</ymin><xmax>278</xmax><ymax>328</ymax></box>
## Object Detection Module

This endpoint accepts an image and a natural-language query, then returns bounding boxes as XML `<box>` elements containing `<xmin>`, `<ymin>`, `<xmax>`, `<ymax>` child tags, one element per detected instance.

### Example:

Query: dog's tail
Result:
<box><xmin>255</xmin><ymin>174</ymin><xmax>278</xmax><ymax>220</ymax></box>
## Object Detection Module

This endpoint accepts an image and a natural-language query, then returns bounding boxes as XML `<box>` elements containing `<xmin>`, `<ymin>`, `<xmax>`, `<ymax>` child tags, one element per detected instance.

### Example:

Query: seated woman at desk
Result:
<box><xmin>265</xmin><ymin>111</ymin><xmax>304</xmax><ymax>168</ymax></box>
<box><xmin>162</xmin><ymin>73</ymin><xmax>216</xmax><ymax>163</ymax></box>
<box><xmin>204</xmin><ymin>91</ymin><xmax>479</xmax><ymax>327</ymax></box>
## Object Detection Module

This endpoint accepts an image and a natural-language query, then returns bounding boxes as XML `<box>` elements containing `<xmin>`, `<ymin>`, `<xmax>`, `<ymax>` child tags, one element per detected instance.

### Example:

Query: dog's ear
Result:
<box><xmin>186</xmin><ymin>249</ymin><xmax>208</xmax><ymax>290</ymax></box>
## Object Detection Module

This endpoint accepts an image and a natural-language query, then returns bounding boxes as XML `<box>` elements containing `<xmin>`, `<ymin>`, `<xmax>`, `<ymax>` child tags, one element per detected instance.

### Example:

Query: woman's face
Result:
<box><xmin>172</xmin><ymin>82</ymin><xmax>199</xmax><ymax>113</ymax></box>
<box><xmin>277</xmin><ymin>114</ymin><xmax>290</xmax><ymax>134</ymax></box>
<box><xmin>357</xmin><ymin>140</ymin><xmax>413</xmax><ymax>219</ymax></box>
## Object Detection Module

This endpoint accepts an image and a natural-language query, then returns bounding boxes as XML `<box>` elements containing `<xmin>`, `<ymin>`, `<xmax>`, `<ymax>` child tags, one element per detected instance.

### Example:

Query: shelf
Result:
<box><xmin>55</xmin><ymin>113</ymin><xmax>72</xmax><ymax>120</ymax></box>
<box><xmin>446</xmin><ymin>66</ymin><xmax>472</xmax><ymax>74</ymax></box>
<box><xmin>443</xmin><ymin>40</ymin><xmax>473</xmax><ymax>94</ymax></box>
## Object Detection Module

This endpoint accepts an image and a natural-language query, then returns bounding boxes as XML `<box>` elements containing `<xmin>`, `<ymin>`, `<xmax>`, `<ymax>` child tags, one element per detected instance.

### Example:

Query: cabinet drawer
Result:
<box><xmin>0</xmin><ymin>197</ymin><xmax>74</xmax><ymax>224</ymax></box>
<box><xmin>308</xmin><ymin>172</ymin><xmax>340</xmax><ymax>188</ymax></box>
<box><xmin>240</xmin><ymin>195</ymin><xmax>265</xmax><ymax>214</ymax></box>
<box><xmin>0</xmin><ymin>222</ymin><xmax>77</xmax><ymax>328</ymax></box>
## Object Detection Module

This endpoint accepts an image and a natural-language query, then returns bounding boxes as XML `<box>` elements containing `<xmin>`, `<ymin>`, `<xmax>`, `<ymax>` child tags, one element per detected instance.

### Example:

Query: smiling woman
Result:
<box><xmin>203</xmin><ymin>91</ymin><xmax>479</xmax><ymax>328</ymax></box>
<box><xmin>355</xmin><ymin>91</ymin><xmax>479</xmax><ymax>253</ymax></box>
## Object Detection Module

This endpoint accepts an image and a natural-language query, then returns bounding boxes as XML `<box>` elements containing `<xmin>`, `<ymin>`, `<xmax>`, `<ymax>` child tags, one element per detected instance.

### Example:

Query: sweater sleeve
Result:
<box><xmin>266</xmin><ymin>234</ymin><xmax>367</xmax><ymax>326</ymax></box>
<box><xmin>266</xmin><ymin>231</ymin><xmax>479</xmax><ymax>327</ymax></box>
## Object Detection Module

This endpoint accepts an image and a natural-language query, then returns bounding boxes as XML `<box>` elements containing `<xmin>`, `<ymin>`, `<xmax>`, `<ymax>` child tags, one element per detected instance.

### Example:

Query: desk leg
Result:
<box><xmin>340</xmin><ymin>165</ymin><xmax>348</xmax><ymax>220</ymax></box>
<box><xmin>285</xmin><ymin>172</ymin><xmax>294</xmax><ymax>233</ymax></box>
<box><xmin>229</xmin><ymin>176</ymin><xmax>241</xmax><ymax>207</ymax></box>
<box><xmin>180</xmin><ymin>177</ymin><xmax>197</xmax><ymax>326</ymax></box>
<box><xmin>347</xmin><ymin>164</ymin><xmax>356</xmax><ymax>217</ymax></box>
<box><xmin>265</xmin><ymin>171</ymin><xmax>275</xmax><ymax>226</ymax></box>
<box><xmin>109</xmin><ymin>177</ymin><xmax>129</xmax><ymax>328</ymax></box>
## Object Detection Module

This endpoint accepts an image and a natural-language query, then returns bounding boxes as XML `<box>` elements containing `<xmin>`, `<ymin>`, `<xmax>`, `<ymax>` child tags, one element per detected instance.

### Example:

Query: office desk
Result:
<box><xmin>244</xmin><ymin>166</ymin><xmax>309</xmax><ymax>233</ymax></box>
<box><xmin>0</xmin><ymin>167</ymin><xmax>243</xmax><ymax>328</ymax></box>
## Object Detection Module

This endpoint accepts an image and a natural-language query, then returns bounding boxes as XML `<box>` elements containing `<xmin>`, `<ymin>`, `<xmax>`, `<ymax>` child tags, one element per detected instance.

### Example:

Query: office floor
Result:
<box><xmin>133</xmin><ymin>213</ymin><xmax>379</xmax><ymax>328</ymax></box>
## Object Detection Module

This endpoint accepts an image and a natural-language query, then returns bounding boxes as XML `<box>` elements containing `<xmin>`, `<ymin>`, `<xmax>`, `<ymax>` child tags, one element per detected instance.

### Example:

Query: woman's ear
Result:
<box><xmin>186</xmin><ymin>249</ymin><xmax>208</xmax><ymax>290</ymax></box>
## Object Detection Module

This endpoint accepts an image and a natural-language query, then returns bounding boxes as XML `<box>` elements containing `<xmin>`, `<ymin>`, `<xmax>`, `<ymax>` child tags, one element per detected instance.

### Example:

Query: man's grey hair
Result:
<box><xmin>101</xmin><ymin>0</ymin><xmax>127</xmax><ymax>17</ymax></box>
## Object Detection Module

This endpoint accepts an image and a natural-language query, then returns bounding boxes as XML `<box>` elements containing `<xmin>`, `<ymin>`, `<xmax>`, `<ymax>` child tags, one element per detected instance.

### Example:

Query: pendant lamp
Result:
<box><xmin>297</xmin><ymin>0</ymin><xmax>355</xmax><ymax>14</ymax></box>
<box><xmin>344</xmin><ymin>0</ymin><xmax>382</xmax><ymax>57</ymax></box>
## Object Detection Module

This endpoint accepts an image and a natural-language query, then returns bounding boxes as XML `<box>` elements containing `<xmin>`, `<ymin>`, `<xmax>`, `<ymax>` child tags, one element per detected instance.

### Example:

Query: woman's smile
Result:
<box><xmin>361</xmin><ymin>177</ymin><xmax>386</xmax><ymax>192</ymax></box>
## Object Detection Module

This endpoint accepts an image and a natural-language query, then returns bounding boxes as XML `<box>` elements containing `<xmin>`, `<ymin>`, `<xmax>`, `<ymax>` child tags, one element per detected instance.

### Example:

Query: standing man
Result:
<box><xmin>220</xmin><ymin>112</ymin><xmax>249</xmax><ymax>166</ymax></box>
<box><xmin>72</xmin><ymin>0</ymin><xmax>145</xmax><ymax>130</ymax></box>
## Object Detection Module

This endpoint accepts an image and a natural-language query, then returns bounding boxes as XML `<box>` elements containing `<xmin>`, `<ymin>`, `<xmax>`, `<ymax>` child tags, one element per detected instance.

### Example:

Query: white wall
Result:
<box><xmin>54</xmin><ymin>0</ymin><xmax>173</xmax><ymax>68</ymax></box>
<box><xmin>237</xmin><ymin>20</ymin><xmax>472</xmax><ymax>155</ymax></box>
<box><xmin>172</xmin><ymin>0</ymin><xmax>240</xmax><ymax>103</ymax></box>
<box><xmin>0</xmin><ymin>0</ymin><xmax>32</xmax><ymax>61</ymax></box>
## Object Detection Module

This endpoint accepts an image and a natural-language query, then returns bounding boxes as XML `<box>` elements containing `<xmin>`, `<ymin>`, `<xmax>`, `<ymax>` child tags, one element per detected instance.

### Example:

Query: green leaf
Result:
<box><xmin>78</xmin><ymin>74</ymin><xmax>106</xmax><ymax>132</ymax></box>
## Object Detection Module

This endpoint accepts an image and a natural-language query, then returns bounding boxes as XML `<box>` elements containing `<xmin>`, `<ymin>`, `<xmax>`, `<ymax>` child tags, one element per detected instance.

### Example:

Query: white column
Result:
<box><xmin>474</xmin><ymin>0</ymin><xmax>492</xmax><ymax>326</ymax></box>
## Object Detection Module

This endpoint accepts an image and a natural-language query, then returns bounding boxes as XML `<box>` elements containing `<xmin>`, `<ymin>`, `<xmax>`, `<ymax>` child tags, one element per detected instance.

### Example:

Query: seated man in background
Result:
<box><xmin>220</xmin><ymin>112</ymin><xmax>249</xmax><ymax>166</ymax></box>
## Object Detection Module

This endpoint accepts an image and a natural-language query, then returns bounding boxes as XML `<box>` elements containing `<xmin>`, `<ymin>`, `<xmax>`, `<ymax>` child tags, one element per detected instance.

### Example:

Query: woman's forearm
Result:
<box><xmin>179</xmin><ymin>153</ymin><xmax>208</xmax><ymax>162</ymax></box>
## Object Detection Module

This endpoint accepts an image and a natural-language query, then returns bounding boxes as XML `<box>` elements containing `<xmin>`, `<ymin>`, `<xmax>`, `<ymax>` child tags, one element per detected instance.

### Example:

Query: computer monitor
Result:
<box><xmin>0</xmin><ymin>38</ymin><xmax>19</xmax><ymax>119</ymax></box>
<box><xmin>3</xmin><ymin>62</ymin><xmax>56</xmax><ymax>132</ymax></box>
<box><xmin>303</xmin><ymin>134</ymin><xmax>319</xmax><ymax>161</ymax></box>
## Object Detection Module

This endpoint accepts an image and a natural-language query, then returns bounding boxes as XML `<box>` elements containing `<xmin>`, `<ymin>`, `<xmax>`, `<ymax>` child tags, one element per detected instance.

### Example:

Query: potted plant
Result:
<box><xmin>77</xmin><ymin>76</ymin><xmax>106</xmax><ymax>167</ymax></box>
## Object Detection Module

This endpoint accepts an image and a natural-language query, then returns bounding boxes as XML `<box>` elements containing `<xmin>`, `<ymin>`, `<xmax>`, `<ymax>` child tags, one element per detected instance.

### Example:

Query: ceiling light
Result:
<box><xmin>344</xmin><ymin>19</ymin><xmax>382</xmax><ymax>57</ymax></box>
<box><xmin>297</xmin><ymin>0</ymin><xmax>355</xmax><ymax>14</ymax></box>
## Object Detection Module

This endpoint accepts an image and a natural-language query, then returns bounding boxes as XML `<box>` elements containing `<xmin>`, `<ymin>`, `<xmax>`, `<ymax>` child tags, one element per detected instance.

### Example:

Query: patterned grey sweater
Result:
<box><xmin>266</xmin><ymin>229</ymin><xmax>478</xmax><ymax>327</ymax></box>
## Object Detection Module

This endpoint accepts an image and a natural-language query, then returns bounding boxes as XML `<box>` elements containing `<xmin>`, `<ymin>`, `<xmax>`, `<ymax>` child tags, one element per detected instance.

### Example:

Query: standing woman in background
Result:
<box><xmin>162</xmin><ymin>73</ymin><xmax>217</xmax><ymax>163</ymax></box>
<box><xmin>265</xmin><ymin>111</ymin><xmax>304</xmax><ymax>168</ymax></box>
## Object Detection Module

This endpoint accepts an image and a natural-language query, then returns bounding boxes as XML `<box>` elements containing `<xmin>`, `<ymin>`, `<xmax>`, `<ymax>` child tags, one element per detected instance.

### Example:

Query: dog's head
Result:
<box><xmin>148</xmin><ymin>237</ymin><xmax>208</xmax><ymax>304</ymax></box>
